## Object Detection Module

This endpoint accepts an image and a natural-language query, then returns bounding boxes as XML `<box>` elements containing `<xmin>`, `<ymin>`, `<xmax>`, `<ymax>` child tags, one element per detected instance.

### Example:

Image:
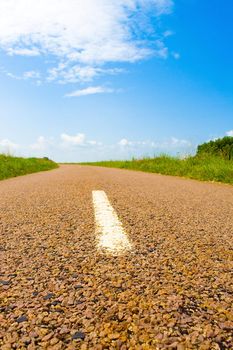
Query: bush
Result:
<box><xmin>0</xmin><ymin>155</ymin><xmax>58</xmax><ymax>180</ymax></box>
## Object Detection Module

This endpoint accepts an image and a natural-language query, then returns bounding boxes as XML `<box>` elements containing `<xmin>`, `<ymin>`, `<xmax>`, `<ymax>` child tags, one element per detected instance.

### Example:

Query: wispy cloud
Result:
<box><xmin>7</xmin><ymin>47</ymin><xmax>40</xmax><ymax>57</ymax></box>
<box><xmin>168</xmin><ymin>137</ymin><xmax>192</xmax><ymax>147</ymax></box>
<box><xmin>65</xmin><ymin>86</ymin><xmax>115</xmax><ymax>97</ymax></box>
<box><xmin>5</xmin><ymin>70</ymin><xmax>41</xmax><ymax>84</ymax></box>
<box><xmin>1</xmin><ymin>133</ymin><xmax>194</xmax><ymax>160</ymax></box>
<box><xmin>155</xmin><ymin>39</ymin><xmax>169</xmax><ymax>59</ymax></box>
<box><xmin>0</xmin><ymin>0</ymin><xmax>173</xmax><ymax>84</ymax></box>
<box><xmin>0</xmin><ymin>139</ymin><xmax>19</xmax><ymax>152</ymax></box>
<box><xmin>226</xmin><ymin>130</ymin><xmax>233</xmax><ymax>137</ymax></box>
<box><xmin>47</xmin><ymin>64</ymin><xmax>124</xmax><ymax>84</ymax></box>
<box><xmin>163</xmin><ymin>30</ymin><xmax>174</xmax><ymax>38</ymax></box>
<box><xmin>172</xmin><ymin>52</ymin><xmax>180</xmax><ymax>60</ymax></box>
<box><xmin>30</xmin><ymin>136</ymin><xmax>53</xmax><ymax>151</ymax></box>
<box><xmin>28</xmin><ymin>134</ymin><xmax>191</xmax><ymax>152</ymax></box>
<box><xmin>23</xmin><ymin>71</ymin><xmax>40</xmax><ymax>79</ymax></box>
<box><xmin>118</xmin><ymin>139</ymin><xmax>148</xmax><ymax>147</ymax></box>
<box><xmin>119</xmin><ymin>139</ymin><xmax>133</xmax><ymax>146</ymax></box>
<box><xmin>118</xmin><ymin>137</ymin><xmax>192</xmax><ymax>149</ymax></box>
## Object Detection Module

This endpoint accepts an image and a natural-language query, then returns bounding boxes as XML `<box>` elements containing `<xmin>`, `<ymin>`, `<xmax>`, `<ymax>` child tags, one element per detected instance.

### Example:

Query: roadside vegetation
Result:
<box><xmin>0</xmin><ymin>155</ymin><xmax>58</xmax><ymax>180</ymax></box>
<box><xmin>82</xmin><ymin>137</ymin><xmax>233</xmax><ymax>185</ymax></box>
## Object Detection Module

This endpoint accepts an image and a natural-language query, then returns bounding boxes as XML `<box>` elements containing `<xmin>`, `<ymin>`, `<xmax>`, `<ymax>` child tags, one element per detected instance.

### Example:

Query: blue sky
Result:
<box><xmin>0</xmin><ymin>0</ymin><xmax>232</xmax><ymax>162</ymax></box>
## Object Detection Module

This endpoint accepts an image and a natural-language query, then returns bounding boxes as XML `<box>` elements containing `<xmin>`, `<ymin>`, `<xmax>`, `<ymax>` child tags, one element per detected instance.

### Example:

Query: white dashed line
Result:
<box><xmin>92</xmin><ymin>190</ymin><xmax>132</xmax><ymax>254</ymax></box>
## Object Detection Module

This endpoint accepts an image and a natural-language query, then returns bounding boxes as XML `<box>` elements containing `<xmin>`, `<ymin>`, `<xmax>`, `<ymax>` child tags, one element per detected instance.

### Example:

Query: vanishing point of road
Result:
<box><xmin>0</xmin><ymin>165</ymin><xmax>233</xmax><ymax>349</ymax></box>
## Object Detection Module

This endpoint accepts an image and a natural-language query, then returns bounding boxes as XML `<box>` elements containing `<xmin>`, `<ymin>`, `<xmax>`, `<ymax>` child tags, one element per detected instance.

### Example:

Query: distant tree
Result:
<box><xmin>197</xmin><ymin>136</ymin><xmax>233</xmax><ymax>160</ymax></box>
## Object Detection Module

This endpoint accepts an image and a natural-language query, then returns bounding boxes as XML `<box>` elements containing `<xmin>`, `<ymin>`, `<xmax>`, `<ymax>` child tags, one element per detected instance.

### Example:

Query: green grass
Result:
<box><xmin>0</xmin><ymin>154</ymin><xmax>58</xmax><ymax>181</ymax></box>
<box><xmin>81</xmin><ymin>155</ymin><xmax>233</xmax><ymax>185</ymax></box>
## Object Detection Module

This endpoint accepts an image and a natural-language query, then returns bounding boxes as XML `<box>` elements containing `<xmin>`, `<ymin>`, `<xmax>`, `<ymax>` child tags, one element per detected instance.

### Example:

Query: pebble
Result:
<box><xmin>0</xmin><ymin>280</ymin><xmax>10</xmax><ymax>285</ymax></box>
<box><xmin>72</xmin><ymin>332</ymin><xmax>86</xmax><ymax>341</ymax></box>
<box><xmin>43</xmin><ymin>293</ymin><xmax>55</xmax><ymax>300</ymax></box>
<box><xmin>16</xmin><ymin>315</ymin><xmax>28</xmax><ymax>323</ymax></box>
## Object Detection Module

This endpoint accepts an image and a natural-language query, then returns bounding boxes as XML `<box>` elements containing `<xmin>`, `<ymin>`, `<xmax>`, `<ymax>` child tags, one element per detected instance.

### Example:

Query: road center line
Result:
<box><xmin>92</xmin><ymin>191</ymin><xmax>132</xmax><ymax>254</ymax></box>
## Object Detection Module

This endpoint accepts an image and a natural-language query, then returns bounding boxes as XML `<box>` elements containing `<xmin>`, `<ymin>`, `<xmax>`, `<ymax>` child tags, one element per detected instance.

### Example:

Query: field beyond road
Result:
<box><xmin>0</xmin><ymin>165</ymin><xmax>233</xmax><ymax>349</ymax></box>
<box><xmin>81</xmin><ymin>137</ymin><xmax>233</xmax><ymax>185</ymax></box>
<box><xmin>81</xmin><ymin>155</ymin><xmax>233</xmax><ymax>185</ymax></box>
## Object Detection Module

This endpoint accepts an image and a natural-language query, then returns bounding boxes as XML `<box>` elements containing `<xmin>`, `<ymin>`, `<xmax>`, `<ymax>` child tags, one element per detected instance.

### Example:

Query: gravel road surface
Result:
<box><xmin>0</xmin><ymin>165</ymin><xmax>233</xmax><ymax>349</ymax></box>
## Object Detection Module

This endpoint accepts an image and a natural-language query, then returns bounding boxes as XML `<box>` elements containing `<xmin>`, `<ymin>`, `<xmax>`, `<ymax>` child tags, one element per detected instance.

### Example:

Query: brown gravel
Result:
<box><xmin>0</xmin><ymin>165</ymin><xmax>233</xmax><ymax>349</ymax></box>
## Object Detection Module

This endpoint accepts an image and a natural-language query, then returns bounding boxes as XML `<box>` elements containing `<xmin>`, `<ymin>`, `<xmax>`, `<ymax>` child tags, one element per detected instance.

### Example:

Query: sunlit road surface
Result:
<box><xmin>0</xmin><ymin>165</ymin><xmax>233</xmax><ymax>349</ymax></box>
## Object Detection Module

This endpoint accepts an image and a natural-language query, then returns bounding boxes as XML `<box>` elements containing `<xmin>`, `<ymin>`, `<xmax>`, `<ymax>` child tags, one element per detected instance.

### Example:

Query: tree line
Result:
<box><xmin>197</xmin><ymin>136</ymin><xmax>233</xmax><ymax>160</ymax></box>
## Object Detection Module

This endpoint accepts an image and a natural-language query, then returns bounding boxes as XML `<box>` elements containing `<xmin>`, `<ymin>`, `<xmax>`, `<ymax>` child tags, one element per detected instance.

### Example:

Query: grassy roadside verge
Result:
<box><xmin>81</xmin><ymin>155</ymin><xmax>233</xmax><ymax>185</ymax></box>
<box><xmin>0</xmin><ymin>154</ymin><xmax>58</xmax><ymax>181</ymax></box>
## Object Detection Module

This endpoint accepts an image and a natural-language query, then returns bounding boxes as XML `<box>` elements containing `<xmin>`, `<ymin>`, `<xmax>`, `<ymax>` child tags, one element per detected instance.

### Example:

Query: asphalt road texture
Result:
<box><xmin>0</xmin><ymin>165</ymin><xmax>233</xmax><ymax>349</ymax></box>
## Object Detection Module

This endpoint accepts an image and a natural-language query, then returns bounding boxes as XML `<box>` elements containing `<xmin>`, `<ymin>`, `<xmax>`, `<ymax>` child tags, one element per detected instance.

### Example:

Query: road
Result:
<box><xmin>0</xmin><ymin>165</ymin><xmax>233</xmax><ymax>349</ymax></box>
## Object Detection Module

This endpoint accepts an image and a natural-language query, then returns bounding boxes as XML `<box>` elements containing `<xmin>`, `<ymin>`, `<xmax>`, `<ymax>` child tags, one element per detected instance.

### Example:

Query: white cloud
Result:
<box><xmin>5</xmin><ymin>70</ymin><xmax>41</xmax><ymax>81</ymax></box>
<box><xmin>0</xmin><ymin>133</ymin><xmax>194</xmax><ymax>161</ymax></box>
<box><xmin>0</xmin><ymin>0</ymin><xmax>173</xmax><ymax>83</ymax></box>
<box><xmin>23</xmin><ymin>70</ymin><xmax>40</xmax><ymax>79</ymax></box>
<box><xmin>60</xmin><ymin>133</ymin><xmax>102</xmax><ymax>148</ymax></box>
<box><xmin>169</xmin><ymin>137</ymin><xmax>191</xmax><ymax>147</ymax></box>
<box><xmin>48</xmin><ymin>65</ymin><xmax>101</xmax><ymax>84</ymax></box>
<box><xmin>155</xmin><ymin>39</ymin><xmax>169</xmax><ymax>59</ymax></box>
<box><xmin>65</xmin><ymin>86</ymin><xmax>114</xmax><ymax>97</ymax></box>
<box><xmin>61</xmin><ymin>133</ymin><xmax>86</xmax><ymax>146</ymax></box>
<box><xmin>7</xmin><ymin>47</ymin><xmax>40</xmax><ymax>56</ymax></box>
<box><xmin>163</xmin><ymin>30</ymin><xmax>174</xmax><ymax>37</ymax></box>
<box><xmin>118</xmin><ymin>137</ymin><xmax>192</xmax><ymax>149</ymax></box>
<box><xmin>48</xmin><ymin>64</ymin><xmax>124</xmax><ymax>84</ymax></box>
<box><xmin>226</xmin><ymin>130</ymin><xmax>233</xmax><ymax>137</ymax></box>
<box><xmin>172</xmin><ymin>52</ymin><xmax>180</xmax><ymax>60</ymax></box>
<box><xmin>0</xmin><ymin>139</ymin><xmax>19</xmax><ymax>152</ymax></box>
<box><xmin>118</xmin><ymin>138</ymin><xmax>148</xmax><ymax>146</ymax></box>
<box><xmin>119</xmin><ymin>138</ymin><xmax>133</xmax><ymax>146</ymax></box>
<box><xmin>30</xmin><ymin>136</ymin><xmax>53</xmax><ymax>150</ymax></box>
<box><xmin>88</xmin><ymin>140</ymin><xmax>102</xmax><ymax>146</ymax></box>
<box><xmin>6</xmin><ymin>72</ymin><xmax>21</xmax><ymax>80</ymax></box>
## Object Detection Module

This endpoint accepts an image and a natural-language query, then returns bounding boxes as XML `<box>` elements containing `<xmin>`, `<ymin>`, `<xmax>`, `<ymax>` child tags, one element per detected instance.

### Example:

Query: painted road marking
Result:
<box><xmin>92</xmin><ymin>191</ymin><xmax>132</xmax><ymax>254</ymax></box>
